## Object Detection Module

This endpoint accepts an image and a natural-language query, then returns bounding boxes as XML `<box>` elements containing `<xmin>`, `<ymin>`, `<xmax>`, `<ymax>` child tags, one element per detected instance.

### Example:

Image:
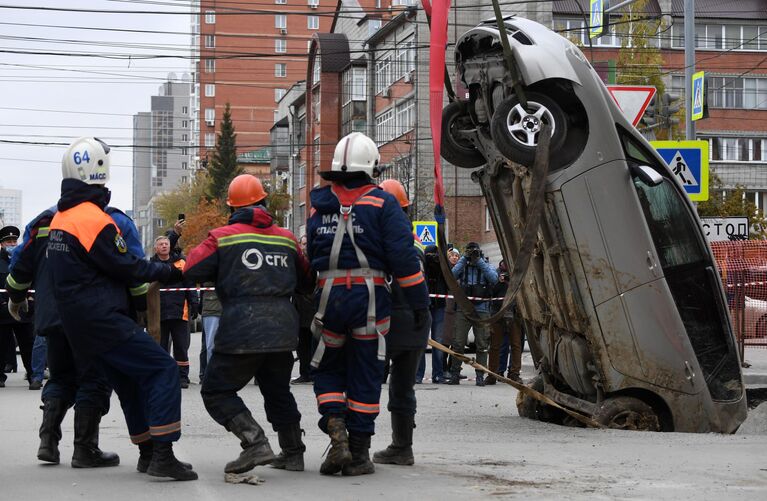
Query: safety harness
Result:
<box><xmin>310</xmin><ymin>187</ymin><xmax>390</xmax><ymax>368</ymax></box>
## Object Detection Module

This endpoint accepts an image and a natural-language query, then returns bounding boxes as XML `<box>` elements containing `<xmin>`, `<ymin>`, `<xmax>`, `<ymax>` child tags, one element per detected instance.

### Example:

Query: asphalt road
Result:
<box><xmin>2</xmin><ymin>335</ymin><xmax>767</xmax><ymax>500</ymax></box>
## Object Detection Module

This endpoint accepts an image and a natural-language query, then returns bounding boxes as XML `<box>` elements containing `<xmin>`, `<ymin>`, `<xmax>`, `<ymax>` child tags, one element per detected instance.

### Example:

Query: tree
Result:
<box><xmin>615</xmin><ymin>0</ymin><xmax>683</xmax><ymax>139</ymax></box>
<box><xmin>181</xmin><ymin>198</ymin><xmax>229</xmax><ymax>255</ymax></box>
<box><xmin>263</xmin><ymin>178</ymin><xmax>291</xmax><ymax>227</ymax></box>
<box><xmin>697</xmin><ymin>175</ymin><xmax>767</xmax><ymax>239</ymax></box>
<box><xmin>206</xmin><ymin>102</ymin><xmax>242</xmax><ymax>202</ymax></box>
<box><xmin>155</xmin><ymin>169</ymin><xmax>211</xmax><ymax>229</ymax></box>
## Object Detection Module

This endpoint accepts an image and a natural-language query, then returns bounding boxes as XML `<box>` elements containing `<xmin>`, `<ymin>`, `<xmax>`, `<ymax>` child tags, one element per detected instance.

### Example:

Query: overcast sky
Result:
<box><xmin>0</xmin><ymin>0</ymin><xmax>193</xmax><ymax>226</ymax></box>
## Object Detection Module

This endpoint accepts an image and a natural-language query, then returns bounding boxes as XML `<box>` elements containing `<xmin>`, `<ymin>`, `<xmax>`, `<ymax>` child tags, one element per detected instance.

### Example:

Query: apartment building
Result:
<box><xmin>0</xmin><ymin>186</ymin><xmax>22</xmax><ymax>227</ymax></box>
<box><xmin>197</xmin><ymin>0</ymin><xmax>334</xmax><ymax>163</ymax></box>
<box><xmin>132</xmin><ymin>79</ymin><xmax>194</xmax><ymax>251</ymax></box>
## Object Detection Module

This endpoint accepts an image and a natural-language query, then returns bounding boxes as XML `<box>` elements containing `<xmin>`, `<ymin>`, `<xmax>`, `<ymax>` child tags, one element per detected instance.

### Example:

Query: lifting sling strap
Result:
<box><xmin>310</xmin><ymin>188</ymin><xmax>389</xmax><ymax>368</ymax></box>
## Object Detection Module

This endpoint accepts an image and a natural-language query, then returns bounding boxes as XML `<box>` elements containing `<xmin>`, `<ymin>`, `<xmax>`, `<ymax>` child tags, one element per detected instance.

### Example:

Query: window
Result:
<box><xmin>308</xmin><ymin>0</ymin><xmax>319</xmax><ymax>6</ymax></box>
<box><xmin>275</xmin><ymin>63</ymin><xmax>287</xmax><ymax>77</ymax></box>
<box><xmin>275</xmin><ymin>15</ymin><xmax>286</xmax><ymax>29</ymax></box>
<box><xmin>205</xmin><ymin>108</ymin><xmax>215</xmax><ymax>123</ymax></box>
<box><xmin>297</xmin><ymin>203</ymin><xmax>306</xmax><ymax>224</ymax></box>
<box><xmin>395</xmin><ymin>99</ymin><xmax>415</xmax><ymax>136</ymax></box>
<box><xmin>395</xmin><ymin>36</ymin><xmax>415</xmax><ymax>80</ymax></box>
<box><xmin>205</xmin><ymin>133</ymin><xmax>215</xmax><ymax>147</ymax></box>
<box><xmin>368</xmin><ymin>19</ymin><xmax>382</xmax><ymax>37</ymax></box>
<box><xmin>182</xmin><ymin>162</ymin><xmax>188</xmax><ymax>170</ymax></box>
<box><xmin>312</xmin><ymin>62</ymin><xmax>321</xmax><ymax>86</ymax></box>
<box><xmin>343</xmin><ymin>66</ymin><xmax>367</xmax><ymax>104</ymax></box>
<box><xmin>553</xmin><ymin>17</ymin><xmax>586</xmax><ymax>45</ymax></box>
<box><xmin>313</xmin><ymin>136</ymin><xmax>320</xmax><ymax>167</ymax></box>
<box><xmin>204</xmin><ymin>58</ymin><xmax>215</xmax><ymax>73</ymax></box>
<box><xmin>275</xmin><ymin>38</ymin><xmax>287</xmax><ymax>53</ymax></box>
<box><xmin>375</xmin><ymin>53</ymin><xmax>392</xmax><ymax>94</ymax></box>
<box><xmin>205</xmin><ymin>35</ymin><xmax>215</xmax><ymax>48</ymax></box>
<box><xmin>181</xmin><ymin>119</ymin><xmax>188</xmax><ymax>128</ymax></box>
<box><xmin>276</xmin><ymin>0</ymin><xmax>287</xmax><ymax>3</ymax></box>
<box><xmin>342</xmin><ymin>67</ymin><xmax>367</xmax><ymax>135</ymax></box>
<box><xmin>297</xmin><ymin>163</ymin><xmax>306</xmax><ymax>188</ymax></box>
<box><xmin>485</xmin><ymin>206</ymin><xmax>491</xmax><ymax>232</ymax></box>
<box><xmin>181</xmin><ymin>134</ymin><xmax>188</xmax><ymax>142</ymax></box>
<box><xmin>181</xmin><ymin>106</ymin><xmax>188</xmax><ymax>115</ymax></box>
<box><xmin>181</xmin><ymin>176</ymin><xmax>188</xmax><ymax>184</ymax></box>
<box><xmin>375</xmin><ymin>108</ymin><xmax>395</xmax><ymax>145</ymax></box>
<box><xmin>205</xmin><ymin>10</ymin><xmax>215</xmax><ymax>24</ymax></box>
<box><xmin>205</xmin><ymin>83</ymin><xmax>215</xmax><ymax>97</ymax></box>
<box><xmin>275</xmin><ymin>88</ymin><xmax>287</xmax><ymax>102</ymax></box>
<box><xmin>308</xmin><ymin>16</ymin><xmax>319</xmax><ymax>30</ymax></box>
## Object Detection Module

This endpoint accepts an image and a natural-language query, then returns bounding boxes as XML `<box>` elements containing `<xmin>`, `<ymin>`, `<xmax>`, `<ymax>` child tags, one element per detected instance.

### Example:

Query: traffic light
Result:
<box><xmin>662</xmin><ymin>93</ymin><xmax>682</xmax><ymax>115</ymax></box>
<box><xmin>640</xmin><ymin>95</ymin><xmax>657</xmax><ymax>127</ymax></box>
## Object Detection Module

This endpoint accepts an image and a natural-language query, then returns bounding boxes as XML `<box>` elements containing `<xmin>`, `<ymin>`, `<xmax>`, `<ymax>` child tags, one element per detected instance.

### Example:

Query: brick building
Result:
<box><xmin>197</xmin><ymin>0</ymin><xmax>334</xmax><ymax>165</ymax></box>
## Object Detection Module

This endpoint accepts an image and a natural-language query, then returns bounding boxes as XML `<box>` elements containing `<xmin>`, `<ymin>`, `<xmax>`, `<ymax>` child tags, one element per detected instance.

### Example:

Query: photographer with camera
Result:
<box><xmin>447</xmin><ymin>242</ymin><xmax>498</xmax><ymax>386</ymax></box>
<box><xmin>486</xmin><ymin>260</ymin><xmax>524</xmax><ymax>385</ymax></box>
<box><xmin>415</xmin><ymin>245</ymin><xmax>449</xmax><ymax>384</ymax></box>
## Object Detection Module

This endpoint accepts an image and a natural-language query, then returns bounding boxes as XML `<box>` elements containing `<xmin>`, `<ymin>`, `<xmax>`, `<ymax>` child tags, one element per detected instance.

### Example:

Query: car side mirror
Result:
<box><xmin>631</xmin><ymin>164</ymin><xmax>663</xmax><ymax>186</ymax></box>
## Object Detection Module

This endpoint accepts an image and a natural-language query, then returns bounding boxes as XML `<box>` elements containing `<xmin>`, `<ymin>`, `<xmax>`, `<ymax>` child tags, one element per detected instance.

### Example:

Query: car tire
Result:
<box><xmin>490</xmin><ymin>91</ymin><xmax>568</xmax><ymax>167</ymax></box>
<box><xmin>440</xmin><ymin>100</ymin><xmax>486</xmax><ymax>169</ymax></box>
<box><xmin>593</xmin><ymin>396</ymin><xmax>661</xmax><ymax>431</ymax></box>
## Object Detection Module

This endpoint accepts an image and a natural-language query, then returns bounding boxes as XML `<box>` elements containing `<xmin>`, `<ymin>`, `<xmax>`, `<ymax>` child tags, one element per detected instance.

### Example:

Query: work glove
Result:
<box><xmin>164</xmin><ymin>265</ymin><xmax>184</xmax><ymax>284</ymax></box>
<box><xmin>413</xmin><ymin>308</ymin><xmax>429</xmax><ymax>331</ymax></box>
<box><xmin>8</xmin><ymin>298</ymin><xmax>28</xmax><ymax>322</ymax></box>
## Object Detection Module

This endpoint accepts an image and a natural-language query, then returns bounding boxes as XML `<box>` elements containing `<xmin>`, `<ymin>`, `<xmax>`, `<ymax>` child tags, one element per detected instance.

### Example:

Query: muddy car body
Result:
<box><xmin>443</xmin><ymin>16</ymin><xmax>746</xmax><ymax>432</ymax></box>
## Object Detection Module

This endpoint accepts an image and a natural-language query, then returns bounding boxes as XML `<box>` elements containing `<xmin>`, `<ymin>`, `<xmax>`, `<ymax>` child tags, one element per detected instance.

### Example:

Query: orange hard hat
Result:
<box><xmin>227</xmin><ymin>174</ymin><xmax>267</xmax><ymax>207</ymax></box>
<box><xmin>380</xmin><ymin>179</ymin><xmax>409</xmax><ymax>208</ymax></box>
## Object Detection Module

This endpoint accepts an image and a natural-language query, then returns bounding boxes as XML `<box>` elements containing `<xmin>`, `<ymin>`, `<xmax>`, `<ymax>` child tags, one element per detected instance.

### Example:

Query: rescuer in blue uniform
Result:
<box><xmin>307</xmin><ymin>132</ymin><xmax>430</xmax><ymax>476</ymax></box>
<box><xmin>34</xmin><ymin>137</ymin><xmax>197</xmax><ymax>481</ymax></box>
<box><xmin>372</xmin><ymin>179</ymin><xmax>430</xmax><ymax>467</ymax></box>
<box><xmin>7</xmin><ymin>203</ymin><xmax>147</xmax><ymax>468</ymax></box>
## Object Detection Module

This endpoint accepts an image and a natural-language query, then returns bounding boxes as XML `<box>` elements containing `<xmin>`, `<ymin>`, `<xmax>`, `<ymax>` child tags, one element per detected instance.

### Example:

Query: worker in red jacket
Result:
<box><xmin>185</xmin><ymin>174</ymin><xmax>314</xmax><ymax>475</ymax></box>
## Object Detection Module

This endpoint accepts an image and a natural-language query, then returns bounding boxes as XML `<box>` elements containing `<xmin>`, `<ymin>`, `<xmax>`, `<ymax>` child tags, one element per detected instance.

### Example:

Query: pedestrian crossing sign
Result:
<box><xmin>691</xmin><ymin>71</ymin><xmax>705</xmax><ymax>121</ymax></box>
<box><xmin>413</xmin><ymin>221</ymin><xmax>438</xmax><ymax>246</ymax></box>
<box><xmin>650</xmin><ymin>140</ymin><xmax>709</xmax><ymax>201</ymax></box>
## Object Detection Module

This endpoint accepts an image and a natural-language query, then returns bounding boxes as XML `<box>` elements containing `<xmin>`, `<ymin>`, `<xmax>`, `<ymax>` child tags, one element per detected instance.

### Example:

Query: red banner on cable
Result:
<box><xmin>424</xmin><ymin>0</ymin><xmax>450</xmax><ymax>217</ymax></box>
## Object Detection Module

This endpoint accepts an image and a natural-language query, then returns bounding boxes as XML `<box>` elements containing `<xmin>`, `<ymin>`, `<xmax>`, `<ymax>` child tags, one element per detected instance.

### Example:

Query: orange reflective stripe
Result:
<box><xmin>397</xmin><ymin>271</ymin><xmax>425</xmax><ymax>288</ymax></box>
<box><xmin>50</xmin><ymin>202</ymin><xmax>114</xmax><ymax>252</ymax></box>
<box><xmin>318</xmin><ymin>276</ymin><xmax>387</xmax><ymax>288</ymax></box>
<box><xmin>347</xmin><ymin>398</ymin><xmax>380</xmax><ymax>414</ymax></box>
<box><xmin>176</xmin><ymin>361</ymin><xmax>190</xmax><ymax>366</ymax></box>
<box><xmin>149</xmin><ymin>421</ymin><xmax>181</xmax><ymax>436</ymax></box>
<box><xmin>130</xmin><ymin>430</ymin><xmax>151</xmax><ymax>444</ymax></box>
<box><xmin>351</xmin><ymin>317</ymin><xmax>390</xmax><ymax>340</ymax></box>
<box><xmin>356</xmin><ymin>196</ymin><xmax>384</xmax><ymax>208</ymax></box>
<box><xmin>322</xmin><ymin>329</ymin><xmax>345</xmax><ymax>348</ymax></box>
<box><xmin>317</xmin><ymin>392</ymin><xmax>346</xmax><ymax>406</ymax></box>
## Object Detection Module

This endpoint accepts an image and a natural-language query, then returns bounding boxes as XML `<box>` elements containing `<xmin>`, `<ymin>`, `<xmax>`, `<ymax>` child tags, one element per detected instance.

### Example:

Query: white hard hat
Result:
<box><xmin>330</xmin><ymin>132</ymin><xmax>381</xmax><ymax>178</ymax></box>
<box><xmin>62</xmin><ymin>137</ymin><xmax>111</xmax><ymax>185</ymax></box>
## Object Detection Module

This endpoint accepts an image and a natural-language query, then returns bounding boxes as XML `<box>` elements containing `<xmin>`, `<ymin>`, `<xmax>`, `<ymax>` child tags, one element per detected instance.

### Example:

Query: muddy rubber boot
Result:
<box><xmin>271</xmin><ymin>424</ymin><xmax>306</xmax><ymax>471</ymax></box>
<box><xmin>373</xmin><ymin>414</ymin><xmax>414</xmax><ymax>466</ymax></box>
<box><xmin>71</xmin><ymin>407</ymin><xmax>120</xmax><ymax>468</ymax></box>
<box><xmin>37</xmin><ymin>398</ymin><xmax>68</xmax><ymax>464</ymax></box>
<box><xmin>224</xmin><ymin>411</ymin><xmax>276</xmax><ymax>474</ymax></box>
<box><xmin>342</xmin><ymin>431</ymin><xmax>374</xmax><ymax>476</ymax></box>
<box><xmin>137</xmin><ymin>441</ymin><xmax>191</xmax><ymax>473</ymax></box>
<box><xmin>146</xmin><ymin>441</ymin><xmax>198</xmax><ymax>481</ymax></box>
<box><xmin>319</xmin><ymin>415</ymin><xmax>352</xmax><ymax>475</ymax></box>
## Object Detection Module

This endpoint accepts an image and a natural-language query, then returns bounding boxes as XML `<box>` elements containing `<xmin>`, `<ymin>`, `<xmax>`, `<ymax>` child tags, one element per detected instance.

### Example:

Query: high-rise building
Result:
<box><xmin>196</xmin><ymin>0</ymin><xmax>334</xmax><ymax>163</ymax></box>
<box><xmin>0</xmin><ymin>186</ymin><xmax>22</xmax><ymax>227</ymax></box>
<box><xmin>133</xmin><ymin>78</ymin><xmax>194</xmax><ymax>251</ymax></box>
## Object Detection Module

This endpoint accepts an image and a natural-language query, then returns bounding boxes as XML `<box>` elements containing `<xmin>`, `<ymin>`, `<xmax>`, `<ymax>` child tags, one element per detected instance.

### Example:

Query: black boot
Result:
<box><xmin>342</xmin><ymin>431</ymin><xmax>374</xmax><ymax>476</ymax></box>
<box><xmin>319</xmin><ymin>415</ymin><xmax>352</xmax><ymax>475</ymax></box>
<box><xmin>271</xmin><ymin>424</ymin><xmax>306</xmax><ymax>472</ymax></box>
<box><xmin>373</xmin><ymin>414</ymin><xmax>414</xmax><ymax>466</ymax></box>
<box><xmin>137</xmin><ymin>441</ymin><xmax>192</xmax><ymax>473</ymax></box>
<box><xmin>146</xmin><ymin>441</ymin><xmax>198</xmax><ymax>481</ymax></box>
<box><xmin>224</xmin><ymin>411</ymin><xmax>276</xmax><ymax>474</ymax></box>
<box><xmin>37</xmin><ymin>398</ymin><xmax>69</xmax><ymax>464</ymax></box>
<box><xmin>71</xmin><ymin>407</ymin><xmax>120</xmax><ymax>468</ymax></box>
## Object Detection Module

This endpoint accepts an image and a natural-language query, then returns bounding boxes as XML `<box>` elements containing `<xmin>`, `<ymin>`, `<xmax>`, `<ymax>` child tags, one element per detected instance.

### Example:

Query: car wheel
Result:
<box><xmin>440</xmin><ymin>100</ymin><xmax>486</xmax><ymax>168</ymax></box>
<box><xmin>593</xmin><ymin>396</ymin><xmax>660</xmax><ymax>431</ymax></box>
<box><xmin>490</xmin><ymin>91</ymin><xmax>568</xmax><ymax>167</ymax></box>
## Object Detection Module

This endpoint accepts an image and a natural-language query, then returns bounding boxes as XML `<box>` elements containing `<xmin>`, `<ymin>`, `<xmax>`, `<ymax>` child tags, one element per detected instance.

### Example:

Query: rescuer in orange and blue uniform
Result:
<box><xmin>185</xmin><ymin>174</ymin><xmax>314</xmax><ymax>476</ymax></box>
<box><xmin>42</xmin><ymin>137</ymin><xmax>197</xmax><ymax>481</ymax></box>
<box><xmin>307</xmin><ymin>132</ymin><xmax>430</xmax><ymax>476</ymax></box>
<box><xmin>6</xmin><ymin>203</ymin><xmax>147</xmax><ymax>468</ymax></box>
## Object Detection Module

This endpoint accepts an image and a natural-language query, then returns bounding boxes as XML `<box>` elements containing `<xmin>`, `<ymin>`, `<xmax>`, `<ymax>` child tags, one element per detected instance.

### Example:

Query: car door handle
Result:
<box><xmin>684</xmin><ymin>361</ymin><xmax>696</xmax><ymax>383</ymax></box>
<box><xmin>647</xmin><ymin>251</ymin><xmax>659</xmax><ymax>277</ymax></box>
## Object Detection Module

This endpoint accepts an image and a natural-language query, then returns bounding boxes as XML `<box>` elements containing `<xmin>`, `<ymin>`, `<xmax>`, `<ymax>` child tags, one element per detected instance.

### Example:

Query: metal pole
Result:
<box><xmin>684</xmin><ymin>0</ymin><xmax>696</xmax><ymax>140</ymax></box>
